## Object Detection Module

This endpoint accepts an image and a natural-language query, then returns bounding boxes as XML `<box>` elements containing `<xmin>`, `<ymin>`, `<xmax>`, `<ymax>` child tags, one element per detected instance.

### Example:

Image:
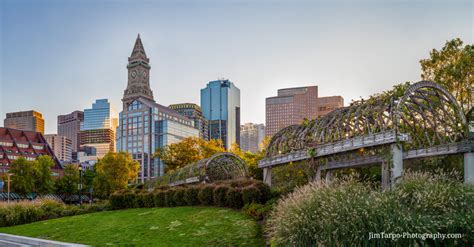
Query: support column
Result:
<box><xmin>325</xmin><ymin>170</ymin><xmax>333</xmax><ymax>183</ymax></box>
<box><xmin>465</xmin><ymin>152</ymin><xmax>474</xmax><ymax>184</ymax></box>
<box><xmin>390</xmin><ymin>143</ymin><xmax>403</xmax><ymax>188</ymax></box>
<box><xmin>263</xmin><ymin>167</ymin><xmax>272</xmax><ymax>187</ymax></box>
<box><xmin>381</xmin><ymin>161</ymin><xmax>390</xmax><ymax>190</ymax></box>
<box><xmin>313</xmin><ymin>166</ymin><xmax>322</xmax><ymax>183</ymax></box>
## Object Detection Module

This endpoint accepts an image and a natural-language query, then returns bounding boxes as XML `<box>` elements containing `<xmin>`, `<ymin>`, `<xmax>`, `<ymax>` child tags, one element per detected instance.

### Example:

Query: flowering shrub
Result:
<box><xmin>266</xmin><ymin>172</ymin><xmax>474</xmax><ymax>246</ymax></box>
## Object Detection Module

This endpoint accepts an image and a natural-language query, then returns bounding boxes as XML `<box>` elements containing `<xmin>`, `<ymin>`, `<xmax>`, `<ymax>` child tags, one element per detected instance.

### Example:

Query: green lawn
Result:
<box><xmin>0</xmin><ymin>207</ymin><xmax>264</xmax><ymax>246</ymax></box>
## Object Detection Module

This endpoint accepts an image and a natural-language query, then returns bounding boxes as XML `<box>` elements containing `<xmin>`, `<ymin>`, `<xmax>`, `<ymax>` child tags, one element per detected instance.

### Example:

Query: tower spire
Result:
<box><xmin>123</xmin><ymin>35</ymin><xmax>154</xmax><ymax>105</ymax></box>
<box><xmin>130</xmin><ymin>34</ymin><xmax>147</xmax><ymax>60</ymax></box>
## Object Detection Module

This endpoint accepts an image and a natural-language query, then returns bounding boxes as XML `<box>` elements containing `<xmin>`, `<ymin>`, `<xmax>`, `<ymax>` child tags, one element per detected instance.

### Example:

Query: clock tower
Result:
<box><xmin>122</xmin><ymin>34</ymin><xmax>154</xmax><ymax>107</ymax></box>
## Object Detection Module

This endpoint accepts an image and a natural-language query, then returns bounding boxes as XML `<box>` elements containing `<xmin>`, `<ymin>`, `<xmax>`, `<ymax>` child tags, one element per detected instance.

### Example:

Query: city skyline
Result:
<box><xmin>1</xmin><ymin>0</ymin><xmax>472</xmax><ymax>134</ymax></box>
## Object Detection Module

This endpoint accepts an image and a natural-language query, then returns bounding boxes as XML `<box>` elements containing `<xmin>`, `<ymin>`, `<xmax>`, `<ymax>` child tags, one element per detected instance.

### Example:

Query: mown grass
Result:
<box><xmin>0</xmin><ymin>206</ymin><xmax>264</xmax><ymax>246</ymax></box>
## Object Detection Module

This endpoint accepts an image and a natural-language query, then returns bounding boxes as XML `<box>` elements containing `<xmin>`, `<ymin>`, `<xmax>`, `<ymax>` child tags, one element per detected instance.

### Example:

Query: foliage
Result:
<box><xmin>229</xmin><ymin>139</ymin><xmax>271</xmax><ymax>180</ymax></box>
<box><xmin>54</xmin><ymin>164</ymin><xmax>79</xmax><ymax>195</ymax></box>
<box><xmin>213</xmin><ymin>185</ymin><xmax>230</xmax><ymax>207</ymax></box>
<box><xmin>242</xmin><ymin>202</ymin><xmax>273</xmax><ymax>221</ymax></box>
<box><xmin>9</xmin><ymin>157</ymin><xmax>36</xmax><ymax>195</ymax></box>
<box><xmin>266</xmin><ymin>172</ymin><xmax>474</xmax><ymax>246</ymax></box>
<box><xmin>197</xmin><ymin>185</ymin><xmax>214</xmax><ymax>205</ymax></box>
<box><xmin>153</xmin><ymin>190</ymin><xmax>166</xmax><ymax>207</ymax></box>
<box><xmin>242</xmin><ymin>186</ymin><xmax>261</xmax><ymax>205</ymax></box>
<box><xmin>0</xmin><ymin>207</ymin><xmax>265</xmax><ymax>246</ymax></box>
<box><xmin>33</xmin><ymin>156</ymin><xmax>55</xmax><ymax>195</ymax></box>
<box><xmin>0</xmin><ymin>199</ymin><xmax>109</xmax><ymax>227</ymax></box>
<box><xmin>420</xmin><ymin>38</ymin><xmax>473</xmax><ymax>114</ymax></box>
<box><xmin>271</xmin><ymin>161</ymin><xmax>309</xmax><ymax>193</ymax></box>
<box><xmin>109</xmin><ymin>179</ymin><xmax>271</xmax><ymax>210</ymax></box>
<box><xmin>154</xmin><ymin>137</ymin><xmax>225</xmax><ymax>172</ymax></box>
<box><xmin>183</xmin><ymin>186</ymin><xmax>200</xmax><ymax>206</ymax></box>
<box><xmin>172</xmin><ymin>188</ymin><xmax>186</xmax><ymax>206</ymax></box>
<box><xmin>93</xmin><ymin>152</ymin><xmax>139</xmax><ymax>198</ymax></box>
<box><xmin>226</xmin><ymin>188</ymin><xmax>243</xmax><ymax>208</ymax></box>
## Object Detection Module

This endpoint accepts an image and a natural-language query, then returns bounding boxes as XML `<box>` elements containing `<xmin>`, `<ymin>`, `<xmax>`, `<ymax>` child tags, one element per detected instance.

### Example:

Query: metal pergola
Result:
<box><xmin>259</xmin><ymin>81</ymin><xmax>473</xmax><ymax>189</ymax></box>
<box><xmin>155</xmin><ymin>152</ymin><xmax>248</xmax><ymax>187</ymax></box>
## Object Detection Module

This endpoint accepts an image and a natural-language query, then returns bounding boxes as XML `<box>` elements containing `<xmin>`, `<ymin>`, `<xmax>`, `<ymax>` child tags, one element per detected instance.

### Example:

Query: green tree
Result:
<box><xmin>93</xmin><ymin>152</ymin><xmax>139</xmax><ymax>198</ymax></box>
<box><xmin>9</xmin><ymin>157</ymin><xmax>35</xmax><ymax>195</ymax></box>
<box><xmin>55</xmin><ymin>164</ymin><xmax>79</xmax><ymax>195</ymax></box>
<box><xmin>420</xmin><ymin>38</ymin><xmax>473</xmax><ymax>114</ymax></box>
<box><xmin>154</xmin><ymin>137</ymin><xmax>225</xmax><ymax>172</ymax></box>
<box><xmin>33</xmin><ymin>155</ymin><xmax>55</xmax><ymax>195</ymax></box>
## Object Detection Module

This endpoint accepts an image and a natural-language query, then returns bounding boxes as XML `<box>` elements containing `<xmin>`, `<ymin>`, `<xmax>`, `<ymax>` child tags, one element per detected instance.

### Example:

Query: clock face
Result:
<box><xmin>131</xmin><ymin>70</ymin><xmax>137</xmax><ymax>79</ymax></box>
<box><xmin>142</xmin><ymin>71</ymin><xmax>147</xmax><ymax>78</ymax></box>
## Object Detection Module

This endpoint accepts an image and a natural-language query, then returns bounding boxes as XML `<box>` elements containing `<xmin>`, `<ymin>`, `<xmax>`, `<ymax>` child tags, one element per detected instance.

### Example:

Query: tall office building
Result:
<box><xmin>116</xmin><ymin>35</ymin><xmax>199</xmax><ymax>182</ymax></box>
<box><xmin>58</xmin><ymin>111</ymin><xmax>84</xmax><ymax>153</ymax></box>
<box><xmin>200</xmin><ymin>79</ymin><xmax>241</xmax><ymax>149</ymax></box>
<box><xmin>240</xmin><ymin>123</ymin><xmax>265</xmax><ymax>153</ymax></box>
<box><xmin>4</xmin><ymin>110</ymin><xmax>45</xmax><ymax>134</ymax></box>
<box><xmin>80</xmin><ymin>99</ymin><xmax>118</xmax><ymax>159</ymax></box>
<box><xmin>169</xmin><ymin>103</ymin><xmax>209</xmax><ymax>140</ymax></box>
<box><xmin>0</xmin><ymin>127</ymin><xmax>62</xmax><ymax>176</ymax></box>
<box><xmin>44</xmin><ymin>134</ymin><xmax>72</xmax><ymax>162</ymax></box>
<box><xmin>266</xmin><ymin>86</ymin><xmax>343</xmax><ymax>137</ymax></box>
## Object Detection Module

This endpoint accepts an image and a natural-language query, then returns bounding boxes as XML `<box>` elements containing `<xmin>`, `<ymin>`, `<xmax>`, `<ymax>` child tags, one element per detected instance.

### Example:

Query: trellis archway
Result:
<box><xmin>260</xmin><ymin>81</ymin><xmax>473</xmax><ymax>189</ymax></box>
<box><xmin>155</xmin><ymin>152</ymin><xmax>248</xmax><ymax>187</ymax></box>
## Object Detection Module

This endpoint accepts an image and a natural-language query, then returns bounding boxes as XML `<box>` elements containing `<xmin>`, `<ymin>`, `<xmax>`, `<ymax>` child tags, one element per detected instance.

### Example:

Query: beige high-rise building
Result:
<box><xmin>265</xmin><ymin>86</ymin><xmax>343</xmax><ymax>137</ymax></box>
<box><xmin>58</xmin><ymin>111</ymin><xmax>84</xmax><ymax>153</ymax></box>
<box><xmin>240</xmin><ymin>123</ymin><xmax>265</xmax><ymax>153</ymax></box>
<box><xmin>4</xmin><ymin>110</ymin><xmax>45</xmax><ymax>134</ymax></box>
<box><xmin>45</xmin><ymin>134</ymin><xmax>73</xmax><ymax>162</ymax></box>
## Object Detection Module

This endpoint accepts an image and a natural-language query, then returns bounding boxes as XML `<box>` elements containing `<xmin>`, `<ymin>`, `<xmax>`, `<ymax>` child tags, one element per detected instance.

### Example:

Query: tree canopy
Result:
<box><xmin>420</xmin><ymin>38</ymin><xmax>473</xmax><ymax>114</ymax></box>
<box><xmin>154</xmin><ymin>137</ymin><xmax>225</xmax><ymax>172</ymax></box>
<box><xmin>93</xmin><ymin>152</ymin><xmax>139</xmax><ymax>198</ymax></box>
<box><xmin>8</xmin><ymin>156</ymin><xmax>56</xmax><ymax>195</ymax></box>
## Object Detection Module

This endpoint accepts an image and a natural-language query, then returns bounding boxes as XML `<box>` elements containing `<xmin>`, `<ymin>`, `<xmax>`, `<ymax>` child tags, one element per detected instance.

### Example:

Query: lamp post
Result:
<box><xmin>78</xmin><ymin>165</ymin><xmax>83</xmax><ymax>205</ymax></box>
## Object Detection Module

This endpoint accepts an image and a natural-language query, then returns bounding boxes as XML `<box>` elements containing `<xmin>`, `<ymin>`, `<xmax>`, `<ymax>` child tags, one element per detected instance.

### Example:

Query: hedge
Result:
<box><xmin>109</xmin><ymin>179</ymin><xmax>271</xmax><ymax>210</ymax></box>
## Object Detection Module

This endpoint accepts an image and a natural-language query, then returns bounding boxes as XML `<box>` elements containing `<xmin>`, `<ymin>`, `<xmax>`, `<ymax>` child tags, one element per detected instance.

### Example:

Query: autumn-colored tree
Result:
<box><xmin>93</xmin><ymin>152</ymin><xmax>139</xmax><ymax>198</ymax></box>
<box><xmin>229</xmin><ymin>137</ymin><xmax>271</xmax><ymax>180</ymax></box>
<box><xmin>154</xmin><ymin>137</ymin><xmax>225</xmax><ymax>172</ymax></box>
<box><xmin>420</xmin><ymin>38</ymin><xmax>473</xmax><ymax>114</ymax></box>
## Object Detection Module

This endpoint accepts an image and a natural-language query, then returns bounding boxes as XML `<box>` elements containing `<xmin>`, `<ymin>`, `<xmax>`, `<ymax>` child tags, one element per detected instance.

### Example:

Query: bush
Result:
<box><xmin>242</xmin><ymin>186</ymin><xmax>261</xmax><ymax>205</ymax></box>
<box><xmin>266</xmin><ymin>172</ymin><xmax>474</xmax><ymax>246</ymax></box>
<box><xmin>173</xmin><ymin>188</ymin><xmax>187</xmax><ymax>206</ymax></box>
<box><xmin>153</xmin><ymin>191</ymin><xmax>166</xmax><ymax>207</ymax></box>
<box><xmin>165</xmin><ymin>189</ymin><xmax>176</xmax><ymax>207</ymax></box>
<box><xmin>225</xmin><ymin>188</ymin><xmax>243</xmax><ymax>208</ymax></box>
<box><xmin>213</xmin><ymin>185</ymin><xmax>230</xmax><ymax>207</ymax></box>
<box><xmin>184</xmin><ymin>186</ymin><xmax>200</xmax><ymax>206</ymax></box>
<box><xmin>122</xmin><ymin>192</ymin><xmax>138</xmax><ymax>209</ymax></box>
<box><xmin>198</xmin><ymin>185</ymin><xmax>214</xmax><ymax>205</ymax></box>
<box><xmin>253</xmin><ymin>181</ymin><xmax>271</xmax><ymax>202</ymax></box>
<box><xmin>242</xmin><ymin>202</ymin><xmax>272</xmax><ymax>221</ymax></box>
<box><xmin>0</xmin><ymin>199</ymin><xmax>107</xmax><ymax>227</ymax></box>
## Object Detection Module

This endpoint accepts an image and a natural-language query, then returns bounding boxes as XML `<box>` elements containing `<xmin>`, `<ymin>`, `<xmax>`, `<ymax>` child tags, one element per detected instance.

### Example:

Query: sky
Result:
<box><xmin>0</xmin><ymin>0</ymin><xmax>472</xmax><ymax>134</ymax></box>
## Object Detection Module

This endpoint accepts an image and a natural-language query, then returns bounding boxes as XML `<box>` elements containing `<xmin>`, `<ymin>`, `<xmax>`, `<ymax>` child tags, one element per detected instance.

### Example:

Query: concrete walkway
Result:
<box><xmin>0</xmin><ymin>234</ymin><xmax>88</xmax><ymax>247</ymax></box>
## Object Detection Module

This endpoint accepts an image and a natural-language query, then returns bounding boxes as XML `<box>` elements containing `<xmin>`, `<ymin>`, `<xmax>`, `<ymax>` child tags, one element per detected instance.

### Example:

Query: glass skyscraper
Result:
<box><xmin>80</xmin><ymin>99</ymin><xmax>118</xmax><ymax>158</ymax></box>
<box><xmin>200</xmin><ymin>79</ymin><xmax>241</xmax><ymax>149</ymax></box>
<box><xmin>116</xmin><ymin>35</ymin><xmax>199</xmax><ymax>182</ymax></box>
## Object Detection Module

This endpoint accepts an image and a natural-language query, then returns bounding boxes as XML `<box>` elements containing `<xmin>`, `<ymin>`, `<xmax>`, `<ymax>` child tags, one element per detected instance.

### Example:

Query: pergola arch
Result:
<box><xmin>261</xmin><ymin>81</ymin><xmax>472</xmax><ymax>188</ymax></box>
<box><xmin>157</xmin><ymin>152</ymin><xmax>248</xmax><ymax>187</ymax></box>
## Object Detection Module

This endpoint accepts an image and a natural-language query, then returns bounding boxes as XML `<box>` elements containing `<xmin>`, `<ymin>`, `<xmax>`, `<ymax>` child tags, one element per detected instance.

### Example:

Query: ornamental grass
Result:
<box><xmin>266</xmin><ymin>171</ymin><xmax>474</xmax><ymax>246</ymax></box>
